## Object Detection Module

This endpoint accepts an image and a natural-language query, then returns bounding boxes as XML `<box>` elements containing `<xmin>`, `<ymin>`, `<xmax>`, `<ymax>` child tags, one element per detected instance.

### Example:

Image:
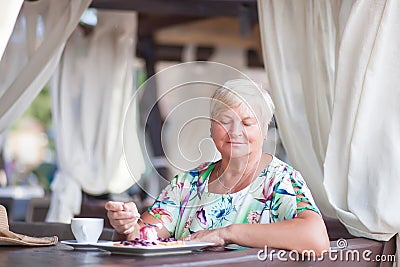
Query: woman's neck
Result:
<box><xmin>218</xmin><ymin>151</ymin><xmax>264</xmax><ymax>188</ymax></box>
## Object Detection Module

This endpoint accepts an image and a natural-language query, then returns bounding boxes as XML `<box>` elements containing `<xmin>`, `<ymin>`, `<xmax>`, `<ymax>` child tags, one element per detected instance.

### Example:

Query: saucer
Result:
<box><xmin>61</xmin><ymin>240</ymin><xmax>109</xmax><ymax>250</ymax></box>
<box><xmin>224</xmin><ymin>244</ymin><xmax>245</xmax><ymax>250</ymax></box>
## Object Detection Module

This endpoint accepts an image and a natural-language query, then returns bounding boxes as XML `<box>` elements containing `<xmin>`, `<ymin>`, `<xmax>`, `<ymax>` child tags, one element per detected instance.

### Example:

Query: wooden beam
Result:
<box><xmin>90</xmin><ymin>0</ymin><xmax>257</xmax><ymax>18</ymax></box>
<box><xmin>154</xmin><ymin>17</ymin><xmax>261</xmax><ymax>50</ymax></box>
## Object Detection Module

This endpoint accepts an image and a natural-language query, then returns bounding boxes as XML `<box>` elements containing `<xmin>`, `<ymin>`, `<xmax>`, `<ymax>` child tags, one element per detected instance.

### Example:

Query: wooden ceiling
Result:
<box><xmin>90</xmin><ymin>0</ymin><xmax>262</xmax><ymax>67</ymax></box>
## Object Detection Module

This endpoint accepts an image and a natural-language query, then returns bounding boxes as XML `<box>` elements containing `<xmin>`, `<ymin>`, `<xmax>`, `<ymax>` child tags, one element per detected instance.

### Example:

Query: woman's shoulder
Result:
<box><xmin>171</xmin><ymin>162</ymin><xmax>215</xmax><ymax>185</ymax></box>
<box><xmin>191</xmin><ymin>161</ymin><xmax>215</xmax><ymax>173</ymax></box>
<box><xmin>267</xmin><ymin>155</ymin><xmax>298</xmax><ymax>175</ymax></box>
<box><xmin>262</xmin><ymin>155</ymin><xmax>305</xmax><ymax>185</ymax></box>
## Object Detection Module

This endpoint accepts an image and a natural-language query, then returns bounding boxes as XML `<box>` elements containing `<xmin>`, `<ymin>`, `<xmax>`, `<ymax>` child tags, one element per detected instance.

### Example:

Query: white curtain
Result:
<box><xmin>0</xmin><ymin>0</ymin><xmax>23</xmax><ymax>61</ymax></box>
<box><xmin>0</xmin><ymin>0</ymin><xmax>92</xmax><ymax>135</ymax></box>
<box><xmin>259</xmin><ymin>0</ymin><xmax>399</xmax><ymax>259</ymax></box>
<box><xmin>47</xmin><ymin>10</ymin><xmax>145</xmax><ymax>223</ymax></box>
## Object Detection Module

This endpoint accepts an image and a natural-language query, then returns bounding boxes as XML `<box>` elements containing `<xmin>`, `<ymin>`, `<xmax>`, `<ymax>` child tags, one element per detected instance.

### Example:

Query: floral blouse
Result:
<box><xmin>148</xmin><ymin>156</ymin><xmax>320</xmax><ymax>239</ymax></box>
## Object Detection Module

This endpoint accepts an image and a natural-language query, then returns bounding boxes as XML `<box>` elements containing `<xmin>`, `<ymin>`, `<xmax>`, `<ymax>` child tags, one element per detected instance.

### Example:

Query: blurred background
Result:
<box><xmin>0</xmin><ymin>1</ymin><xmax>287</xmax><ymax>226</ymax></box>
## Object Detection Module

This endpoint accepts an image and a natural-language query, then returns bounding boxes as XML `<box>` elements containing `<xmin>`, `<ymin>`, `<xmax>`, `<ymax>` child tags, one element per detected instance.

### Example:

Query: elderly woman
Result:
<box><xmin>106</xmin><ymin>79</ymin><xmax>329</xmax><ymax>254</ymax></box>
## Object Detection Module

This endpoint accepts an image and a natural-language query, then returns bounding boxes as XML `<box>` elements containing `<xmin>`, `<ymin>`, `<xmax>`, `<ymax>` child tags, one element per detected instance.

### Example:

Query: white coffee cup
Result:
<box><xmin>71</xmin><ymin>218</ymin><xmax>104</xmax><ymax>243</ymax></box>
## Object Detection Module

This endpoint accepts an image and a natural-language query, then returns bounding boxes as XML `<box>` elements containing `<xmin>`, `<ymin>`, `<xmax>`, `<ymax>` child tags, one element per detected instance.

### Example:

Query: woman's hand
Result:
<box><xmin>188</xmin><ymin>227</ymin><xmax>230</xmax><ymax>247</ymax></box>
<box><xmin>105</xmin><ymin>201</ymin><xmax>140</xmax><ymax>238</ymax></box>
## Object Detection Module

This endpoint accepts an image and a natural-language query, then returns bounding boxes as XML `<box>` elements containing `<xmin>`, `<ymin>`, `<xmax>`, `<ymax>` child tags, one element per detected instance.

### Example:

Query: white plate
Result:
<box><xmin>224</xmin><ymin>244</ymin><xmax>244</xmax><ymax>250</ymax></box>
<box><xmin>91</xmin><ymin>241</ymin><xmax>215</xmax><ymax>256</ymax></box>
<box><xmin>60</xmin><ymin>240</ymin><xmax>109</xmax><ymax>250</ymax></box>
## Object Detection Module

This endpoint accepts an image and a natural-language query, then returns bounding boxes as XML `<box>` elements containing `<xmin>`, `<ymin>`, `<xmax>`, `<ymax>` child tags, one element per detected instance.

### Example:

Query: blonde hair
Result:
<box><xmin>210</xmin><ymin>79</ymin><xmax>275</xmax><ymax>132</ymax></box>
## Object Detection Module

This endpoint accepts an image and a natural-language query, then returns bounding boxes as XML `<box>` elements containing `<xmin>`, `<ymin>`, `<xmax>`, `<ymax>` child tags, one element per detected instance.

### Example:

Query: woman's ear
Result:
<box><xmin>210</xmin><ymin>118</ymin><xmax>216</xmax><ymax>138</ymax></box>
<box><xmin>263</xmin><ymin>125</ymin><xmax>269</xmax><ymax>140</ymax></box>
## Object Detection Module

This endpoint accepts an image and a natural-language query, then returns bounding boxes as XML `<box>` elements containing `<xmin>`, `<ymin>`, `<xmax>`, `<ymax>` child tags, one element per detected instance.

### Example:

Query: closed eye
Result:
<box><xmin>243</xmin><ymin>119</ymin><xmax>257</xmax><ymax>126</ymax></box>
<box><xmin>219</xmin><ymin>120</ymin><xmax>231</xmax><ymax>125</ymax></box>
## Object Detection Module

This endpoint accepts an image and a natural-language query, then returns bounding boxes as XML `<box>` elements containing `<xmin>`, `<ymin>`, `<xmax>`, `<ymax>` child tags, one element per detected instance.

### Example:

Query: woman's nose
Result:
<box><xmin>228</xmin><ymin>121</ymin><xmax>243</xmax><ymax>136</ymax></box>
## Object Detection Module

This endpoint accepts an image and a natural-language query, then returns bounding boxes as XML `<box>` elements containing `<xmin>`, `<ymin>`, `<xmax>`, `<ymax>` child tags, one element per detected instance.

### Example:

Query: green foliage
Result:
<box><xmin>135</xmin><ymin>68</ymin><xmax>147</xmax><ymax>88</ymax></box>
<box><xmin>22</xmin><ymin>85</ymin><xmax>52</xmax><ymax>128</ymax></box>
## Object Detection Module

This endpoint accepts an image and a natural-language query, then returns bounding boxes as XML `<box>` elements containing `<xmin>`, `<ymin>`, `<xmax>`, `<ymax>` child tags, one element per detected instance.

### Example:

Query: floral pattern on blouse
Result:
<box><xmin>149</xmin><ymin>156</ymin><xmax>320</xmax><ymax>239</ymax></box>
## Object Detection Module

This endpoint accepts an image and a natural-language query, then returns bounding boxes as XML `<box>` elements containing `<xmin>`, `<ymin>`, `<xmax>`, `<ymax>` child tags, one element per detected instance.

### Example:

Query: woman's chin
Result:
<box><xmin>222</xmin><ymin>150</ymin><xmax>251</xmax><ymax>159</ymax></box>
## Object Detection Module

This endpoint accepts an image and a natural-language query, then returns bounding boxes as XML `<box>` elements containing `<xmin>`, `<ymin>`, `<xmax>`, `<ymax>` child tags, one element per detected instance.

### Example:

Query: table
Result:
<box><xmin>0</xmin><ymin>238</ymin><xmax>391</xmax><ymax>267</ymax></box>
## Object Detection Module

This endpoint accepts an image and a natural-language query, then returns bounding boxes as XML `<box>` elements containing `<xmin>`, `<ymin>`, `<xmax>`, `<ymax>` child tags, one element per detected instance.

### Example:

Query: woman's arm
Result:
<box><xmin>140</xmin><ymin>211</ymin><xmax>171</xmax><ymax>238</ymax></box>
<box><xmin>191</xmin><ymin>210</ymin><xmax>329</xmax><ymax>255</ymax></box>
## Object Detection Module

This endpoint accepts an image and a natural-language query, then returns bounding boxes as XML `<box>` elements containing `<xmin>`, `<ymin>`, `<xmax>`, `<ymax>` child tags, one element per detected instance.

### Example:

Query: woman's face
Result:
<box><xmin>211</xmin><ymin>104</ymin><xmax>264</xmax><ymax>159</ymax></box>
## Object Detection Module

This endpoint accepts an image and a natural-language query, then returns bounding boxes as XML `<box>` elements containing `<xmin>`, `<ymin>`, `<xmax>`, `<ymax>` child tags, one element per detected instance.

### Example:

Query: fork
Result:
<box><xmin>138</xmin><ymin>217</ymin><xmax>163</xmax><ymax>229</ymax></box>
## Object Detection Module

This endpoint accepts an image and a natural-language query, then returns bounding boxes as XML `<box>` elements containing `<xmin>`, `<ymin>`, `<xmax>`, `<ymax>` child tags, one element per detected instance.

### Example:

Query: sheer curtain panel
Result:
<box><xmin>46</xmin><ymin>10</ymin><xmax>145</xmax><ymax>223</ymax></box>
<box><xmin>259</xmin><ymin>0</ymin><xmax>400</xmax><ymax>260</ymax></box>
<box><xmin>0</xmin><ymin>0</ymin><xmax>23</xmax><ymax>61</ymax></box>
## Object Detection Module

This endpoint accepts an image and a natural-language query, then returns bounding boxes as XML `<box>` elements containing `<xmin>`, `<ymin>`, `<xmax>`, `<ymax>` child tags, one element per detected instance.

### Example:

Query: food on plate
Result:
<box><xmin>157</xmin><ymin>237</ymin><xmax>185</xmax><ymax>246</ymax></box>
<box><xmin>114</xmin><ymin>225</ymin><xmax>186</xmax><ymax>247</ymax></box>
<box><xmin>114</xmin><ymin>237</ymin><xmax>185</xmax><ymax>247</ymax></box>
<box><xmin>139</xmin><ymin>226</ymin><xmax>158</xmax><ymax>242</ymax></box>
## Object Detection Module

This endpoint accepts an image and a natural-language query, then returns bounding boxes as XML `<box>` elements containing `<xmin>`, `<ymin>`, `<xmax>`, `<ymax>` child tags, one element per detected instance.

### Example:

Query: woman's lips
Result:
<box><xmin>227</xmin><ymin>141</ymin><xmax>245</xmax><ymax>145</ymax></box>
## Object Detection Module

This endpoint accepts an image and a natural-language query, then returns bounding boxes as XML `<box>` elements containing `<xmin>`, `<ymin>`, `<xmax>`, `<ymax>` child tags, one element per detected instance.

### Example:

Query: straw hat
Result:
<box><xmin>0</xmin><ymin>205</ymin><xmax>58</xmax><ymax>246</ymax></box>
